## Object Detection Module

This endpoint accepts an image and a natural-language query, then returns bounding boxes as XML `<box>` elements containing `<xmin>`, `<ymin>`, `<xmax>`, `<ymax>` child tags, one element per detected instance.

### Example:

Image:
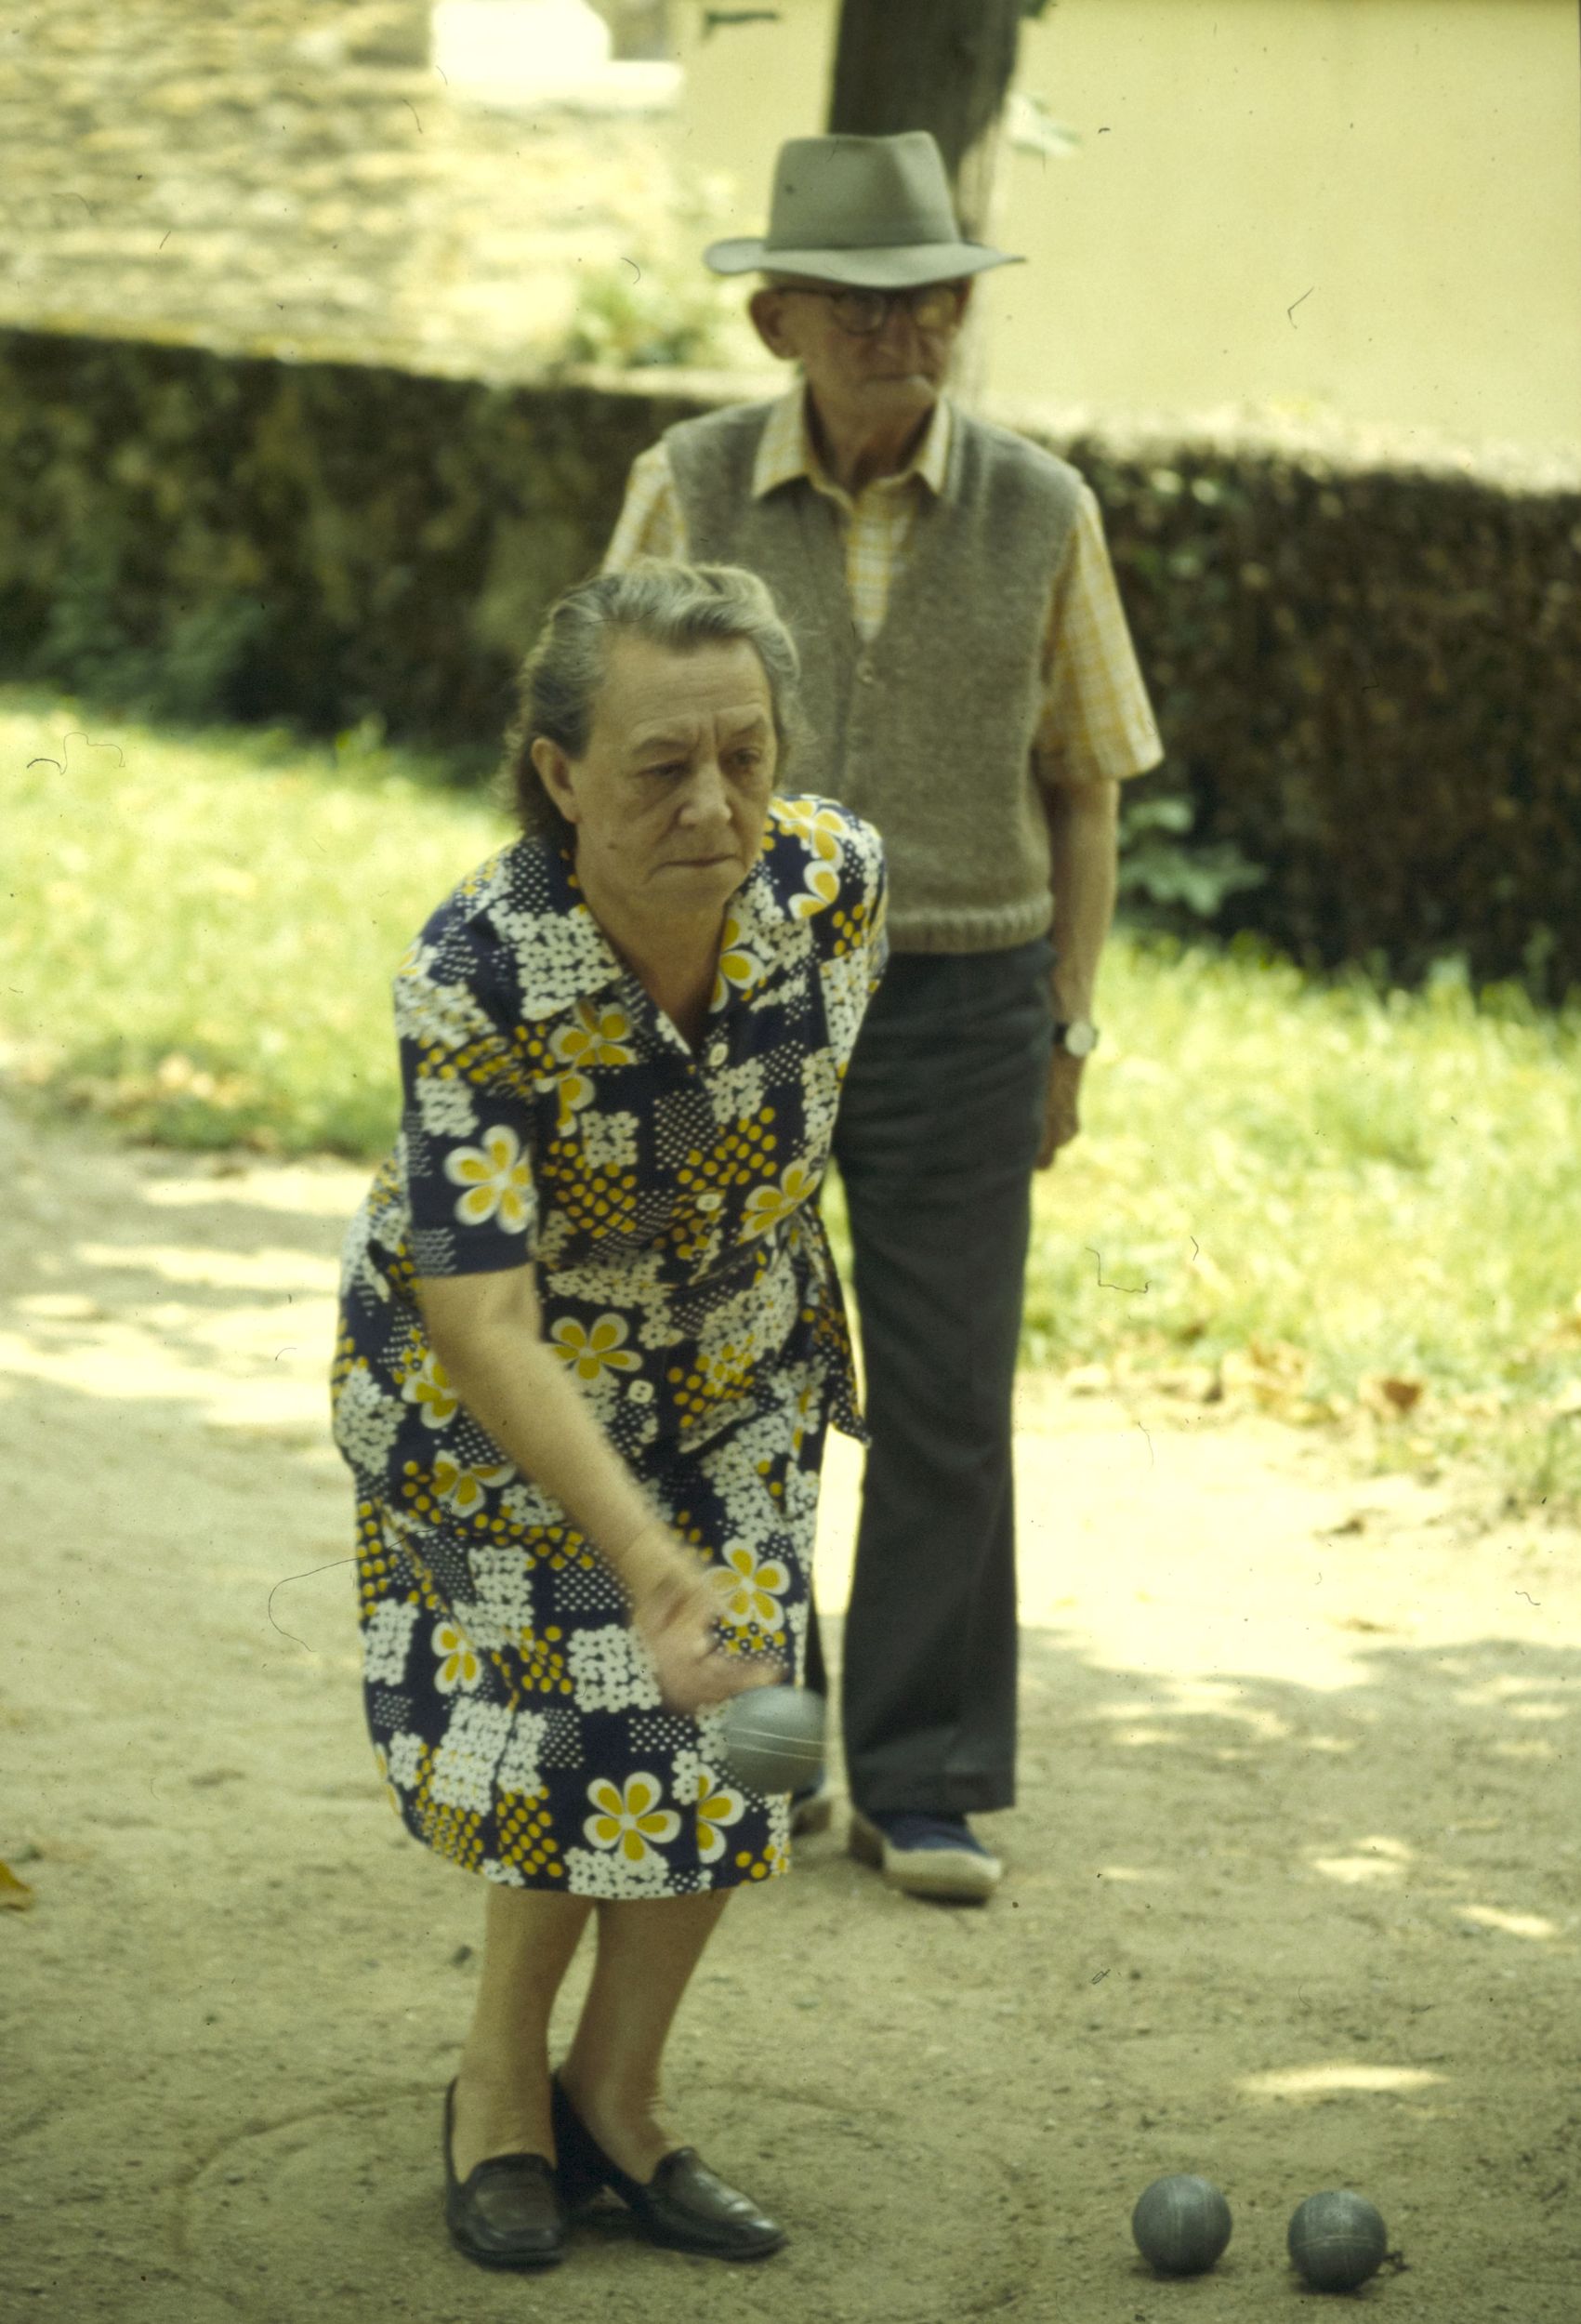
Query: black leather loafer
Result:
<box><xmin>550</xmin><ymin>2075</ymin><xmax>785</xmax><ymax>2261</ymax></box>
<box><xmin>442</xmin><ymin>2080</ymin><xmax>568</xmax><ymax>2269</ymax></box>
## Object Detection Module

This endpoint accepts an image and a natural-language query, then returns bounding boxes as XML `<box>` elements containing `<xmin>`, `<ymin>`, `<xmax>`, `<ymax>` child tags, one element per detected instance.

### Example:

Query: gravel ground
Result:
<box><xmin>2</xmin><ymin>1101</ymin><xmax>1576</xmax><ymax>2323</ymax></box>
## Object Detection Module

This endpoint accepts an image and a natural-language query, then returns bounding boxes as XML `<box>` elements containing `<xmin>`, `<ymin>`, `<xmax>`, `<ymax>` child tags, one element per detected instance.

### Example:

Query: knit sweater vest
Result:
<box><xmin>665</xmin><ymin>399</ymin><xmax>1086</xmax><ymax>953</ymax></box>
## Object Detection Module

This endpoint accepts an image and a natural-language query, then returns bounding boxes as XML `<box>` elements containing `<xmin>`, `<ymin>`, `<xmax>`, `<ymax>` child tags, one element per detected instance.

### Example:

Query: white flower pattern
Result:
<box><xmin>429</xmin><ymin>1697</ymin><xmax>514</xmax><ymax>1812</ymax></box>
<box><xmin>362</xmin><ymin>1596</ymin><xmax>420</xmax><ymax>1684</ymax></box>
<box><xmin>567</xmin><ymin>1625</ymin><xmax>665</xmax><ymax>1715</ymax></box>
<box><xmin>334</xmin><ymin>799</ymin><xmax>887</xmax><ymax>1898</ymax></box>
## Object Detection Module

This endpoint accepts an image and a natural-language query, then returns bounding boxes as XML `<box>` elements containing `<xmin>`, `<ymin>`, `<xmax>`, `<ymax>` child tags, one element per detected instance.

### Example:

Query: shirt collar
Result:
<box><xmin>495</xmin><ymin>825</ymin><xmax>804</xmax><ymax>1027</ymax></box>
<box><xmin>751</xmin><ymin>384</ymin><xmax>954</xmax><ymax>506</ymax></box>
<box><xmin>493</xmin><ymin>839</ymin><xmax>625</xmax><ymax>1022</ymax></box>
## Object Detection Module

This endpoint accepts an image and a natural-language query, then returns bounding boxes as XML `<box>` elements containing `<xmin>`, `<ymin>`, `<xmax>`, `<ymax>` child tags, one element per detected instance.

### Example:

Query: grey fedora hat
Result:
<box><xmin>705</xmin><ymin>130</ymin><xmax>1022</xmax><ymax>288</ymax></box>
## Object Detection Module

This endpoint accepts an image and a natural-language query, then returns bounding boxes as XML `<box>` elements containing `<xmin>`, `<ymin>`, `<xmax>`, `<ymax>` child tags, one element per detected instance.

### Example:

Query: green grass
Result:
<box><xmin>1010</xmin><ymin>939</ymin><xmax>1581</xmax><ymax>1512</ymax></box>
<box><xmin>2</xmin><ymin>690</ymin><xmax>501</xmax><ymax>1156</ymax></box>
<box><xmin>6</xmin><ymin>687</ymin><xmax>1579</xmax><ymax>1514</ymax></box>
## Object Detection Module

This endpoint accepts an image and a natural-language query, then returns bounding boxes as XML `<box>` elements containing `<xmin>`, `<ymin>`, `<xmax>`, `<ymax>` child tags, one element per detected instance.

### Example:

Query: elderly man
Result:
<box><xmin>604</xmin><ymin>131</ymin><xmax>1162</xmax><ymax>1902</ymax></box>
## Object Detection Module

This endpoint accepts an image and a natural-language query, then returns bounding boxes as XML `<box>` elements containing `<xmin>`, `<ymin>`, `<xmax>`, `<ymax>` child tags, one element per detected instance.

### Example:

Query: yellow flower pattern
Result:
<box><xmin>773</xmin><ymin>798</ymin><xmax>849</xmax><ymax>860</ymax></box>
<box><xmin>585</xmin><ymin>1772</ymin><xmax>682</xmax><ymax>1866</ymax></box>
<box><xmin>535</xmin><ymin>1002</ymin><xmax>637</xmax><ymax>1134</ymax></box>
<box><xmin>788</xmin><ymin>857</ymin><xmax>841</xmax><ymax>920</ymax></box>
<box><xmin>551</xmin><ymin>999</ymin><xmax>636</xmax><ymax>1072</ymax></box>
<box><xmin>714</xmin><ymin>1542</ymin><xmax>791</xmax><ymax>1639</ymax></box>
<box><xmin>432</xmin><ymin>1453</ymin><xmax>515</xmax><ymax>1517</ymax></box>
<box><xmin>431</xmin><ymin>1618</ymin><xmax>481</xmax><ymax>1694</ymax></box>
<box><xmin>709</xmin><ymin>905</ymin><xmax>764</xmax><ymax>1010</ymax></box>
<box><xmin>535</xmin><ymin>1063</ymin><xmax>594</xmax><ymax>1136</ymax></box>
<box><xmin>334</xmin><ymin>799</ymin><xmax>887</xmax><ymax>1899</ymax></box>
<box><xmin>443</xmin><ymin>1123</ymin><xmax>533</xmax><ymax>1230</ymax></box>
<box><xmin>401</xmin><ymin>1348</ymin><xmax>459</xmax><ymax>1429</ymax></box>
<box><xmin>697</xmin><ymin>1768</ymin><xmax>746</xmax><ymax>1864</ymax></box>
<box><xmin>742</xmin><ymin>1160</ymin><xmax>819</xmax><ymax>1240</ymax></box>
<box><xmin>547</xmin><ymin>1313</ymin><xmax>644</xmax><ymax>1383</ymax></box>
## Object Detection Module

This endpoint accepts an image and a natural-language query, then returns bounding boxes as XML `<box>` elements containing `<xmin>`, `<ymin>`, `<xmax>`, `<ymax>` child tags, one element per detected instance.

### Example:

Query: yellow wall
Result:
<box><xmin>672</xmin><ymin>0</ymin><xmax>1581</xmax><ymax>456</ymax></box>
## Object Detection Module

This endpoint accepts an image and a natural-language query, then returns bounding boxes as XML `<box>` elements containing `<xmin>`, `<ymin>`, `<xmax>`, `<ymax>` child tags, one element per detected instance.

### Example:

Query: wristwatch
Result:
<box><xmin>1052</xmin><ymin>1018</ymin><xmax>1100</xmax><ymax>1059</ymax></box>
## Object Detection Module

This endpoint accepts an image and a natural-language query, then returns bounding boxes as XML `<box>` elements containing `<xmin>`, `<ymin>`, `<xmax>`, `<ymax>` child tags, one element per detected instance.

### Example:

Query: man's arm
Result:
<box><xmin>602</xmin><ymin>439</ymin><xmax>688</xmax><ymax>571</ymax></box>
<box><xmin>1038</xmin><ymin>773</ymin><xmax>1119</xmax><ymax>1169</ymax></box>
<box><xmin>1033</xmin><ymin>487</ymin><xmax>1162</xmax><ymax>1169</ymax></box>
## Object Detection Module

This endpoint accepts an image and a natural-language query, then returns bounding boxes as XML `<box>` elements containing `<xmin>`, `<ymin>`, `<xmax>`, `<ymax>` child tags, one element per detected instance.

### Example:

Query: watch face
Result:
<box><xmin>1061</xmin><ymin>1019</ymin><xmax>1099</xmax><ymax>1058</ymax></box>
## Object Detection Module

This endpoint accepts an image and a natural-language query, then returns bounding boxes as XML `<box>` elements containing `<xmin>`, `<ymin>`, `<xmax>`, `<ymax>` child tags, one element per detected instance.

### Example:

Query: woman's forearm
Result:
<box><xmin>415</xmin><ymin>1275</ymin><xmax>661</xmax><ymax>1585</ymax></box>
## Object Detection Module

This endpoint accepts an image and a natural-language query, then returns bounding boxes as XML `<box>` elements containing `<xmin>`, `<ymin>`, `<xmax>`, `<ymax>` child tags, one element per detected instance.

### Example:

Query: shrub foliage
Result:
<box><xmin>2</xmin><ymin>324</ymin><xmax>1576</xmax><ymax>989</ymax></box>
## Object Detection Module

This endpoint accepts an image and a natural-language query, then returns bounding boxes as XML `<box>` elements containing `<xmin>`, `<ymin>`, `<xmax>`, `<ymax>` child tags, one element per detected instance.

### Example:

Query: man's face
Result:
<box><xmin>748</xmin><ymin>277</ymin><xmax>971</xmax><ymax>440</ymax></box>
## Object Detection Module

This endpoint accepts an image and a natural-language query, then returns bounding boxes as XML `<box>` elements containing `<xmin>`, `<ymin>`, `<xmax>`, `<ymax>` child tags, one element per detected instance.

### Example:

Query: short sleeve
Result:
<box><xmin>822</xmin><ymin>808</ymin><xmax>888</xmax><ymax>1069</ymax></box>
<box><xmin>392</xmin><ymin>928</ymin><xmax>539</xmax><ymax>1279</ymax></box>
<box><xmin>848</xmin><ymin>817</ymin><xmax>889</xmax><ymax>998</ymax></box>
<box><xmin>1035</xmin><ymin>483</ymin><xmax>1165</xmax><ymax>788</ymax></box>
<box><xmin>772</xmin><ymin>797</ymin><xmax>889</xmax><ymax>1063</ymax></box>
<box><xmin>603</xmin><ymin>441</ymin><xmax>690</xmax><ymax>572</ymax></box>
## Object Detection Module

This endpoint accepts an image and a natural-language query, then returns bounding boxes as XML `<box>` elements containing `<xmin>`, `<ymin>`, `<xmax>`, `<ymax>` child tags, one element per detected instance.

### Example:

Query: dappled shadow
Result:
<box><xmin>1015</xmin><ymin>1618</ymin><xmax>1576</xmax><ymax>1956</ymax></box>
<box><xmin>5</xmin><ymin>1098</ymin><xmax>1581</xmax><ymax>2317</ymax></box>
<box><xmin>0</xmin><ymin>1104</ymin><xmax>361</xmax><ymax>1447</ymax></box>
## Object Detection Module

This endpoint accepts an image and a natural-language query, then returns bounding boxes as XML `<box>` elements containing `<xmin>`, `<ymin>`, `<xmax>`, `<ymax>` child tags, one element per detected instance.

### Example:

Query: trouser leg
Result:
<box><xmin>831</xmin><ymin>941</ymin><xmax>1052</xmax><ymax>1816</ymax></box>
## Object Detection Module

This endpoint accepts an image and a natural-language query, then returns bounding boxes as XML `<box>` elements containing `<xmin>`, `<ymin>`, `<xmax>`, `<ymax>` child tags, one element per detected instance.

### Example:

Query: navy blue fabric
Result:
<box><xmin>810</xmin><ymin>938</ymin><xmax>1054</xmax><ymax>1815</ymax></box>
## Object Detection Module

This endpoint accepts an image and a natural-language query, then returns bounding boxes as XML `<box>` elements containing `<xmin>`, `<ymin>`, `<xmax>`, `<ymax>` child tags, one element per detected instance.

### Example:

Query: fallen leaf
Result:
<box><xmin>1360</xmin><ymin>1373</ymin><xmax>1425</xmax><ymax>1418</ymax></box>
<box><xmin>1061</xmin><ymin>1363</ymin><xmax>1113</xmax><ymax>1395</ymax></box>
<box><xmin>0</xmin><ymin>1859</ymin><xmax>35</xmax><ymax>1910</ymax></box>
<box><xmin>1154</xmin><ymin>1364</ymin><xmax>1219</xmax><ymax>1403</ymax></box>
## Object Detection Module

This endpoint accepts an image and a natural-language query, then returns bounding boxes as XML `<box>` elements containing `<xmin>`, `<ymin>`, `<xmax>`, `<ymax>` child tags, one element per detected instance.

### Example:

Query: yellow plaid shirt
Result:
<box><xmin>603</xmin><ymin>387</ymin><xmax>1164</xmax><ymax>790</ymax></box>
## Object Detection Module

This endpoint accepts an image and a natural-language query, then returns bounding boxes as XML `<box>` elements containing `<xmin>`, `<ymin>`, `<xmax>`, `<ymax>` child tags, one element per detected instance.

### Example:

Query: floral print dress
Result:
<box><xmin>331</xmin><ymin>796</ymin><xmax>887</xmax><ymax>1897</ymax></box>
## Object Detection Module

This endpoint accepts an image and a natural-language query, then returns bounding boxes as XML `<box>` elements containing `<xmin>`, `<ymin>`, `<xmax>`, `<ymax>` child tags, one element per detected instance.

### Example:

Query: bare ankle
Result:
<box><xmin>557</xmin><ymin>2068</ymin><xmax>674</xmax><ymax>2180</ymax></box>
<box><xmin>449</xmin><ymin>2062</ymin><xmax>555</xmax><ymax>2178</ymax></box>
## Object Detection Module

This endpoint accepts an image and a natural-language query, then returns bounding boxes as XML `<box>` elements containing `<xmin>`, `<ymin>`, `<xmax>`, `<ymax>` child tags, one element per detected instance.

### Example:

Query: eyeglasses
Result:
<box><xmin>780</xmin><ymin>282</ymin><xmax>967</xmax><ymax>337</ymax></box>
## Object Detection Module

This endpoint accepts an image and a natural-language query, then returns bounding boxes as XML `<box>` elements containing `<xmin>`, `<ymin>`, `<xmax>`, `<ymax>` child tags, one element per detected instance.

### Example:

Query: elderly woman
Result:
<box><xmin>330</xmin><ymin>561</ymin><xmax>886</xmax><ymax>2269</ymax></box>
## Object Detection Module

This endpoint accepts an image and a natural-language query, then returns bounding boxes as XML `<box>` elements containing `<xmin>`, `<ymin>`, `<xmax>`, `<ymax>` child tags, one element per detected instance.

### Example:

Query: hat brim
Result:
<box><xmin>704</xmin><ymin>236</ymin><xmax>1022</xmax><ymax>287</ymax></box>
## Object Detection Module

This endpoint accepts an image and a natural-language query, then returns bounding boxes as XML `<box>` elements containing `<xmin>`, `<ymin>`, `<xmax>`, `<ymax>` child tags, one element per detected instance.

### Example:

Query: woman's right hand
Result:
<box><xmin>618</xmin><ymin>1523</ymin><xmax>779</xmax><ymax>1717</ymax></box>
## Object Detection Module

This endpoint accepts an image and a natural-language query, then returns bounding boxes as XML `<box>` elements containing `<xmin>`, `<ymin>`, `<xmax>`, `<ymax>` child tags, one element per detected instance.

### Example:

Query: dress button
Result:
<box><xmin>707</xmin><ymin>1041</ymin><xmax>728</xmax><ymax>1068</ymax></box>
<box><xmin>628</xmin><ymin>1380</ymin><xmax>654</xmax><ymax>1406</ymax></box>
<box><xmin>696</xmin><ymin>1190</ymin><xmax>722</xmax><ymax>1214</ymax></box>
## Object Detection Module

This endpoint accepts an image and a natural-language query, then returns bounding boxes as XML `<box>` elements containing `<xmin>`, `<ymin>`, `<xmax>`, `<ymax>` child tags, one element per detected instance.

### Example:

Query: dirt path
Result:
<box><xmin>2</xmin><ymin>1099</ymin><xmax>1576</xmax><ymax>2323</ymax></box>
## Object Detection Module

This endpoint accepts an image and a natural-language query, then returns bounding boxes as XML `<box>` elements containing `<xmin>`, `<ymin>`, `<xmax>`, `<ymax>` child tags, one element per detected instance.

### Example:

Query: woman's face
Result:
<box><xmin>533</xmin><ymin>635</ymin><xmax>778</xmax><ymax>929</ymax></box>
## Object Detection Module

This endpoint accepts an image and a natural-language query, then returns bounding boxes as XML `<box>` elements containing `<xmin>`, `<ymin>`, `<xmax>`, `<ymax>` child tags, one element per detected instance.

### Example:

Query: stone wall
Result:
<box><xmin>0</xmin><ymin>0</ymin><xmax>721</xmax><ymax>376</ymax></box>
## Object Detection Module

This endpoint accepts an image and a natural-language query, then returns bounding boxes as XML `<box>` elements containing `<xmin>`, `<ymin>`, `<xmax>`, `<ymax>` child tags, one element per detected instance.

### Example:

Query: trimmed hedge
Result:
<box><xmin>0</xmin><ymin>328</ymin><xmax>700</xmax><ymax>757</ymax></box>
<box><xmin>2</xmin><ymin>324</ymin><xmax>1577</xmax><ymax>991</ymax></box>
<box><xmin>1070</xmin><ymin>435</ymin><xmax>1581</xmax><ymax>996</ymax></box>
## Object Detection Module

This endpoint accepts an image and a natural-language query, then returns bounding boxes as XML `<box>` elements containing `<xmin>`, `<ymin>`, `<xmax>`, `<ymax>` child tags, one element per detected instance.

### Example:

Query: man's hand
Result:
<box><xmin>1036</xmin><ymin>1051</ymin><xmax>1086</xmax><ymax>1169</ymax></box>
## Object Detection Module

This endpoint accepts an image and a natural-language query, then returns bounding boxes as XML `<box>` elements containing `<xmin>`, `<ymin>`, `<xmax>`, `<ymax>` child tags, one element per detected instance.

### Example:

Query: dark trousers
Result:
<box><xmin>806</xmin><ymin>938</ymin><xmax>1054</xmax><ymax>1815</ymax></box>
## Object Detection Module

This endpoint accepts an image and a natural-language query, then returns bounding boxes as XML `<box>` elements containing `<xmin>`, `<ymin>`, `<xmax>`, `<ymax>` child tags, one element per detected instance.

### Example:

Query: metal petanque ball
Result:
<box><xmin>1131</xmin><ymin>2174</ymin><xmax>1233</xmax><ymax>2276</ymax></box>
<box><xmin>1287</xmin><ymin>2190</ymin><xmax>1389</xmax><ymax>2291</ymax></box>
<box><xmin>719</xmin><ymin>1684</ymin><xmax>825</xmax><ymax>1795</ymax></box>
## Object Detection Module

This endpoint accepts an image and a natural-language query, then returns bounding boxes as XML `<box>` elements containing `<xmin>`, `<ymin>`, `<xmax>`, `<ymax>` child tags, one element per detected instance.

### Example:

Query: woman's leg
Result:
<box><xmin>450</xmin><ymin>1883</ymin><xmax>595</xmax><ymax>2178</ymax></box>
<box><xmin>558</xmin><ymin>1889</ymin><xmax>732</xmax><ymax>2183</ymax></box>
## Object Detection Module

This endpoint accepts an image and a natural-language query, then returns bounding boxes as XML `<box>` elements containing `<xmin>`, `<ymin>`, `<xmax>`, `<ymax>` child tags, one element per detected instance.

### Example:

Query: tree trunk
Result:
<box><xmin>826</xmin><ymin>0</ymin><xmax>1025</xmax><ymax>238</ymax></box>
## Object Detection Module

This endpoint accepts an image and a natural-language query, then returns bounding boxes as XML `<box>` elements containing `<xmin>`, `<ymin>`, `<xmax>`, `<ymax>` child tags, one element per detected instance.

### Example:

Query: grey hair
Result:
<box><xmin>501</xmin><ymin>560</ymin><xmax>801</xmax><ymax>843</ymax></box>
